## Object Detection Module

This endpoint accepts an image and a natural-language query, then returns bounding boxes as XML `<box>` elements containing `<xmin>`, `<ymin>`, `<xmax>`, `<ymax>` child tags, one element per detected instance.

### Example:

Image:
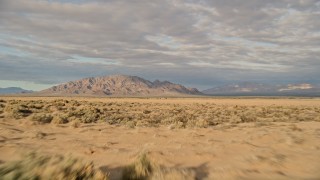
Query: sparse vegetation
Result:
<box><xmin>122</xmin><ymin>153</ymin><xmax>195</xmax><ymax>180</ymax></box>
<box><xmin>0</xmin><ymin>98</ymin><xmax>319</xmax><ymax>180</ymax></box>
<box><xmin>0</xmin><ymin>98</ymin><xmax>319</xmax><ymax>128</ymax></box>
<box><xmin>4</xmin><ymin>101</ymin><xmax>33</xmax><ymax>119</ymax></box>
<box><xmin>0</xmin><ymin>152</ymin><xmax>108</xmax><ymax>180</ymax></box>
<box><xmin>70</xmin><ymin>119</ymin><xmax>81</xmax><ymax>128</ymax></box>
<box><xmin>0</xmin><ymin>103</ymin><xmax>5</xmax><ymax>115</ymax></box>
<box><xmin>123</xmin><ymin>153</ymin><xmax>153</xmax><ymax>180</ymax></box>
<box><xmin>29</xmin><ymin>113</ymin><xmax>53</xmax><ymax>124</ymax></box>
<box><xmin>0</xmin><ymin>151</ymin><xmax>193</xmax><ymax>180</ymax></box>
<box><xmin>51</xmin><ymin>114</ymin><xmax>69</xmax><ymax>124</ymax></box>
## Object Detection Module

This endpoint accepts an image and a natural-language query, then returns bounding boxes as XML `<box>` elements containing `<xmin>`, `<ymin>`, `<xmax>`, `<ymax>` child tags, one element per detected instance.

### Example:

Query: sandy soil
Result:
<box><xmin>0</xmin><ymin>97</ymin><xmax>320</xmax><ymax>179</ymax></box>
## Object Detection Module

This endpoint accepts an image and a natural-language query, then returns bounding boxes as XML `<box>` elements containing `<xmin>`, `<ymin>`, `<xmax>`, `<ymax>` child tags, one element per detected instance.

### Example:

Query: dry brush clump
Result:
<box><xmin>0</xmin><ymin>152</ymin><xmax>108</xmax><ymax>180</ymax></box>
<box><xmin>0</xmin><ymin>150</ymin><xmax>194</xmax><ymax>180</ymax></box>
<box><xmin>1</xmin><ymin>99</ymin><xmax>320</xmax><ymax>128</ymax></box>
<box><xmin>122</xmin><ymin>153</ymin><xmax>195</xmax><ymax>180</ymax></box>
<box><xmin>4</xmin><ymin>100</ymin><xmax>33</xmax><ymax>119</ymax></box>
<box><xmin>0</xmin><ymin>102</ymin><xmax>5</xmax><ymax>115</ymax></box>
<box><xmin>29</xmin><ymin>113</ymin><xmax>54</xmax><ymax>124</ymax></box>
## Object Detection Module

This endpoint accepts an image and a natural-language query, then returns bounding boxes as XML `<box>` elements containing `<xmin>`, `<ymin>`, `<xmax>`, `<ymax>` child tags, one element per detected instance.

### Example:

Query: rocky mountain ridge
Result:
<box><xmin>40</xmin><ymin>75</ymin><xmax>201</xmax><ymax>96</ymax></box>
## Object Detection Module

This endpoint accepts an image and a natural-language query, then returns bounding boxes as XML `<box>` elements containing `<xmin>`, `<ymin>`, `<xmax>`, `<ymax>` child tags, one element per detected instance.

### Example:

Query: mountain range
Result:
<box><xmin>2</xmin><ymin>75</ymin><xmax>319</xmax><ymax>96</ymax></box>
<box><xmin>0</xmin><ymin>87</ymin><xmax>33</xmax><ymax>94</ymax></box>
<box><xmin>202</xmin><ymin>82</ymin><xmax>320</xmax><ymax>96</ymax></box>
<box><xmin>39</xmin><ymin>75</ymin><xmax>201</xmax><ymax>96</ymax></box>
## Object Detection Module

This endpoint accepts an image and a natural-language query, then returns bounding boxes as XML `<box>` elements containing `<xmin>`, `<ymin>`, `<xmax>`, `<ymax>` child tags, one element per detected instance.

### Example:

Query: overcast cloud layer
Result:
<box><xmin>0</xmin><ymin>0</ymin><xmax>320</xmax><ymax>90</ymax></box>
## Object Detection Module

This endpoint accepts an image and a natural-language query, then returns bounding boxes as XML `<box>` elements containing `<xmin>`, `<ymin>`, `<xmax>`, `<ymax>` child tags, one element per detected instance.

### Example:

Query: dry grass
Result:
<box><xmin>0</xmin><ymin>152</ymin><xmax>193</xmax><ymax>180</ymax></box>
<box><xmin>0</xmin><ymin>152</ymin><xmax>108</xmax><ymax>180</ymax></box>
<box><xmin>122</xmin><ymin>153</ymin><xmax>195</xmax><ymax>180</ymax></box>
<box><xmin>0</xmin><ymin>98</ymin><xmax>319</xmax><ymax>128</ymax></box>
<box><xmin>122</xmin><ymin>153</ymin><xmax>152</xmax><ymax>180</ymax></box>
<box><xmin>29</xmin><ymin>113</ymin><xmax>53</xmax><ymax>124</ymax></box>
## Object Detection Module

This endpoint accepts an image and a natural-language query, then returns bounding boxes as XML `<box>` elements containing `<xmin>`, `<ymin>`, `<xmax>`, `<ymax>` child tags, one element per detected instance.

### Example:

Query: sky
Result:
<box><xmin>0</xmin><ymin>0</ymin><xmax>320</xmax><ymax>91</ymax></box>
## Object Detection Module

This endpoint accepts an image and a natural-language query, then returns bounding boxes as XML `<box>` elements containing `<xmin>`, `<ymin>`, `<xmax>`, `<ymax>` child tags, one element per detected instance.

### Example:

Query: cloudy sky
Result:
<box><xmin>0</xmin><ymin>0</ymin><xmax>320</xmax><ymax>90</ymax></box>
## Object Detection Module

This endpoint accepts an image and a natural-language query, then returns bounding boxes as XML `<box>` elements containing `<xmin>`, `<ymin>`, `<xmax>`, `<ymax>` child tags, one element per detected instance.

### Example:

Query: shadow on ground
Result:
<box><xmin>100</xmin><ymin>162</ymin><xmax>209</xmax><ymax>180</ymax></box>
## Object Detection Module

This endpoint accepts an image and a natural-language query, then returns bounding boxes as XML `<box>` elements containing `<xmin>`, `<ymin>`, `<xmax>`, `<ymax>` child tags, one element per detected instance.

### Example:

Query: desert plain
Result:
<box><xmin>0</xmin><ymin>97</ymin><xmax>320</xmax><ymax>179</ymax></box>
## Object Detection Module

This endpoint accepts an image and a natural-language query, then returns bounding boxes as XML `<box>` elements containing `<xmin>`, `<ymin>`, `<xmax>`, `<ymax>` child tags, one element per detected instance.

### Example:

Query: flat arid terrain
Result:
<box><xmin>0</xmin><ymin>97</ymin><xmax>320</xmax><ymax>179</ymax></box>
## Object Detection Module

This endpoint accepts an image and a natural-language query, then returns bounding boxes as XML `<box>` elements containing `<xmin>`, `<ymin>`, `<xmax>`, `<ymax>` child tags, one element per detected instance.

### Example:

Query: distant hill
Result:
<box><xmin>40</xmin><ymin>75</ymin><xmax>202</xmax><ymax>96</ymax></box>
<box><xmin>0</xmin><ymin>87</ymin><xmax>33</xmax><ymax>94</ymax></box>
<box><xmin>202</xmin><ymin>82</ymin><xmax>320</xmax><ymax>96</ymax></box>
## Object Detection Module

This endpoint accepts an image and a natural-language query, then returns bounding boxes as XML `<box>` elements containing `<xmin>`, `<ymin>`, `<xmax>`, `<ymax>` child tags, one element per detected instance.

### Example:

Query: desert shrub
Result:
<box><xmin>0</xmin><ymin>104</ymin><xmax>4</xmax><ymax>114</ymax></box>
<box><xmin>163</xmin><ymin>113</ymin><xmax>198</xmax><ymax>128</ymax></box>
<box><xmin>67</xmin><ymin>107</ymin><xmax>102</xmax><ymax>123</ymax></box>
<box><xmin>70</xmin><ymin>119</ymin><xmax>81</xmax><ymax>128</ymax></box>
<box><xmin>296</xmin><ymin>111</ymin><xmax>316</xmax><ymax>121</ymax></box>
<box><xmin>28</xmin><ymin>103</ymin><xmax>44</xmax><ymax>110</ymax></box>
<box><xmin>125</xmin><ymin>121</ymin><xmax>136</xmax><ymax>128</ymax></box>
<box><xmin>106</xmin><ymin>114</ymin><xmax>128</xmax><ymax>125</ymax></box>
<box><xmin>143</xmin><ymin>110</ymin><xmax>152</xmax><ymax>114</ymax></box>
<box><xmin>51</xmin><ymin>114</ymin><xmax>69</xmax><ymax>124</ymax></box>
<box><xmin>5</xmin><ymin>104</ymin><xmax>32</xmax><ymax>119</ymax></box>
<box><xmin>0</xmin><ymin>99</ymin><xmax>6</xmax><ymax>103</ymax></box>
<box><xmin>69</xmin><ymin>100</ymin><xmax>81</xmax><ymax>107</ymax></box>
<box><xmin>239</xmin><ymin>113</ymin><xmax>257</xmax><ymax>123</ymax></box>
<box><xmin>0</xmin><ymin>103</ymin><xmax>5</xmax><ymax>108</ymax></box>
<box><xmin>193</xmin><ymin>118</ymin><xmax>210</xmax><ymax>128</ymax></box>
<box><xmin>82</xmin><ymin>113</ymin><xmax>99</xmax><ymax>123</ymax></box>
<box><xmin>135</xmin><ymin>119</ymin><xmax>150</xmax><ymax>127</ymax></box>
<box><xmin>123</xmin><ymin>153</ymin><xmax>152</xmax><ymax>180</ymax></box>
<box><xmin>52</xmin><ymin>99</ymin><xmax>67</xmax><ymax>107</ymax></box>
<box><xmin>122</xmin><ymin>153</ymin><xmax>195</xmax><ymax>180</ymax></box>
<box><xmin>0</xmin><ymin>152</ymin><xmax>108</xmax><ymax>180</ymax></box>
<box><xmin>30</xmin><ymin>113</ymin><xmax>53</xmax><ymax>124</ymax></box>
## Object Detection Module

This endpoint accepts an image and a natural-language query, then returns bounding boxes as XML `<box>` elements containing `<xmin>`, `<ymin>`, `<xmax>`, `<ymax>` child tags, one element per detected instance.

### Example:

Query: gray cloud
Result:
<box><xmin>0</xmin><ymin>0</ymin><xmax>319</xmax><ymax>90</ymax></box>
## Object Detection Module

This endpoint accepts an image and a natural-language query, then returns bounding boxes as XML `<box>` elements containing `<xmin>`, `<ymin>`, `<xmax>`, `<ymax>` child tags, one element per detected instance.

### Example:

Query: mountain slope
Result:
<box><xmin>202</xmin><ymin>82</ymin><xmax>320</xmax><ymax>96</ymax></box>
<box><xmin>0</xmin><ymin>87</ymin><xmax>33</xmax><ymax>94</ymax></box>
<box><xmin>40</xmin><ymin>75</ymin><xmax>202</xmax><ymax>96</ymax></box>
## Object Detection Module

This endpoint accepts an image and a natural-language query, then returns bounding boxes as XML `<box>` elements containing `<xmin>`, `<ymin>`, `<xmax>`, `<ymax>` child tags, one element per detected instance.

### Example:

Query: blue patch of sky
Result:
<box><xmin>68</xmin><ymin>55</ymin><xmax>120</xmax><ymax>65</ymax></box>
<box><xmin>0</xmin><ymin>46</ymin><xmax>30</xmax><ymax>57</ymax></box>
<box><xmin>0</xmin><ymin>33</ymin><xmax>40</xmax><ymax>44</ymax></box>
<box><xmin>209</xmin><ymin>34</ymin><xmax>278</xmax><ymax>48</ymax></box>
<box><xmin>146</xmin><ymin>34</ymin><xmax>183</xmax><ymax>49</ymax></box>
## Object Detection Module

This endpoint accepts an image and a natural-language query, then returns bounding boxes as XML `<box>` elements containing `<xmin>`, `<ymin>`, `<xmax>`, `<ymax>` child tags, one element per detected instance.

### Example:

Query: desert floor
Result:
<box><xmin>0</xmin><ymin>97</ymin><xmax>320</xmax><ymax>179</ymax></box>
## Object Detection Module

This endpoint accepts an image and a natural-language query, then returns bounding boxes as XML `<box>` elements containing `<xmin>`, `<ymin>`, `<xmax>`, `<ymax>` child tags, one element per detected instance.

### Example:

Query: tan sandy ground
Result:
<box><xmin>0</xmin><ymin>97</ymin><xmax>320</xmax><ymax>179</ymax></box>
